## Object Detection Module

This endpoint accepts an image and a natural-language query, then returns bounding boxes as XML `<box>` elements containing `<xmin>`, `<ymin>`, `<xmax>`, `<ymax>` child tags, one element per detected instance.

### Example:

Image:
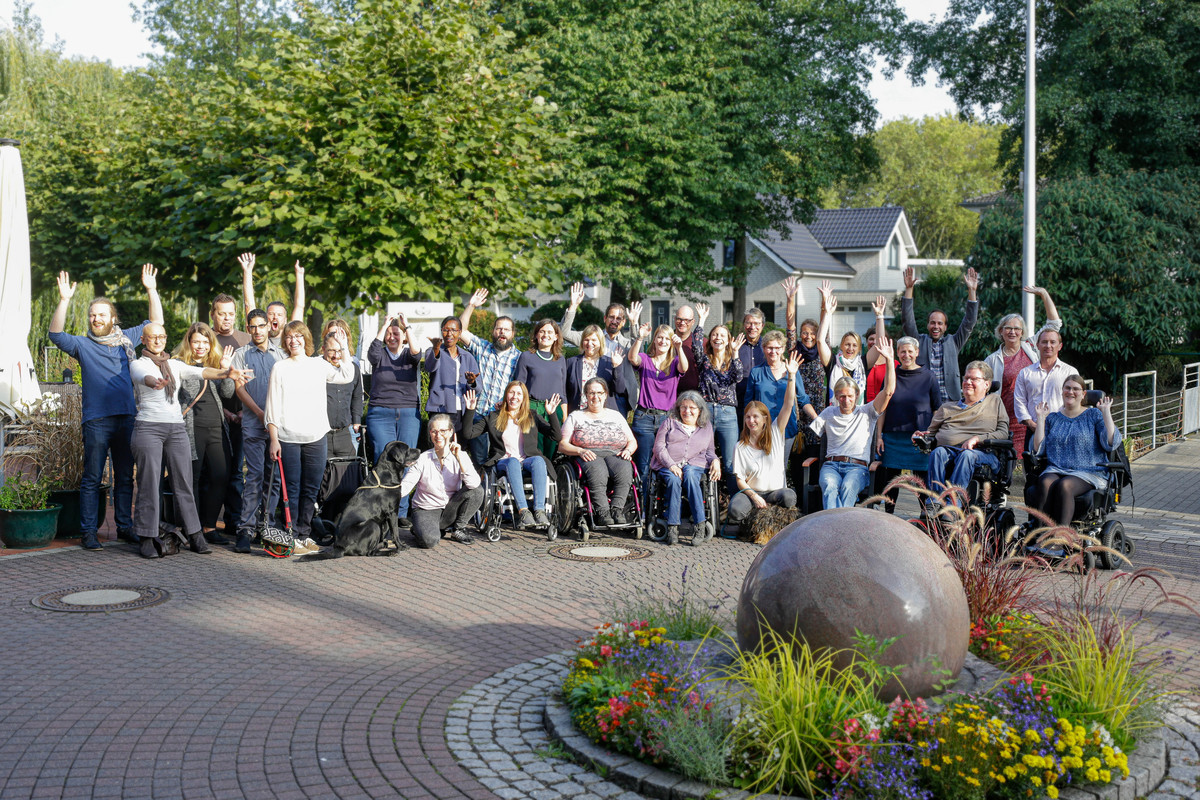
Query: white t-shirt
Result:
<box><xmin>809</xmin><ymin>404</ymin><xmax>880</xmax><ymax>463</ymax></box>
<box><xmin>131</xmin><ymin>357</ymin><xmax>207</xmax><ymax>424</ymax></box>
<box><xmin>264</xmin><ymin>355</ymin><xmax>355</xmax><ymax>444</ymax></box>
<box><xmin>733</xmin><ymin>423</ymin><xmax>786</xmax><ymax>493</ymax></box>
<box><xmin>501</xmin><ymin>419</ymin><xmax>525</xmax><ymax>460</ymax></box>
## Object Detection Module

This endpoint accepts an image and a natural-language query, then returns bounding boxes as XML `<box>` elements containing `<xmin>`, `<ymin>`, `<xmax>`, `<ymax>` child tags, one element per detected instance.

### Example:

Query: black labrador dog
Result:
<box><xmin>300</xmin><ymin>442</ymin><xmax>421</xmax><ymax>560</ymax></box>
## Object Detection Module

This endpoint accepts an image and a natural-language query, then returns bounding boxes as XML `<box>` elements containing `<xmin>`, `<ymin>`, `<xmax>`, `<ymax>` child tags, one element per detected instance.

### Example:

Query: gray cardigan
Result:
<box><xmin>178</xmin><ymin>374</ymin><xmax>236</xmax><ymax>460</ymax></box>
<box><xmin>902</xmin><ymin>296</ymin><xmax>978</xmax><ymax>402</ymax></box>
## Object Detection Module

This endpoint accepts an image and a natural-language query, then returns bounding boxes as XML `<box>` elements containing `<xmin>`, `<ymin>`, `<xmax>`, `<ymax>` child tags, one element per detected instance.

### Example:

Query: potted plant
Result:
<box><xmin>6</xmin><ymin>388</ymin><xmax>102</xmax><ymax>538</ymax></box>
<box><xmin>0</xmin><ymin>473</ymin><xmax>61</xmax><ymax>548</ymax></box>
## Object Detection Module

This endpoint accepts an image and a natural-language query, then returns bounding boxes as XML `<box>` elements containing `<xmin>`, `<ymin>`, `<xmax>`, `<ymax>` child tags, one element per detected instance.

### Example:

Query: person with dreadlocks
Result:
<box><xmin>48</xmin><ymin>265</ymin><xmax>164</xmax><ymax>551</ymax></box>
<box><xmin>129</xmin><ymin>323</ymin><xmax>251</xmax><ymax>558</ymax></box>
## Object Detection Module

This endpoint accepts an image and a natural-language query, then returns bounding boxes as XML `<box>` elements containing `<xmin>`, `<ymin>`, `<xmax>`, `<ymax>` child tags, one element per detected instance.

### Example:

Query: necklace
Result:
<box><xmin>536</xmin><ymin>350</ymin><xmax>553</xmax><ymax>361</ymax></box>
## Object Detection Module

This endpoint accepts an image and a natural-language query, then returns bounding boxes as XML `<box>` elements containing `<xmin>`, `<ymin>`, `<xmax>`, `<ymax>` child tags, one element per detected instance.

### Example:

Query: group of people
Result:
<box><xmin>48</xmin><ymin>257</ymin><xmax>1120</xmax><ymax>559</ymax></box>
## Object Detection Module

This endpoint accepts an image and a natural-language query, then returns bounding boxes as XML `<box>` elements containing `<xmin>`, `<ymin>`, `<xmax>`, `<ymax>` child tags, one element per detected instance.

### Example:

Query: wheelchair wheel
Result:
<box><xmin>486</xmin><ymin>524</ymin><xmax>502</xmax><ymax>543</ymax></box>
<box><xmin>554</xmin><ymin>463</ymin><xmax>578</xmax><ymax>535</ymax></box>
<box><xmin>546</xmin><ymin>522</ymin><xmax>558</xmax><ymax>542</ymax></box>
<box><xmin>989</xmin><ymin>508</ymin><xmax>1017</xmax><ymax>557</ymax></box>
<box><xmin>1098</xmin><ymin>520</ymin><xmax>1132</xmax><ymax>570</ymax></box>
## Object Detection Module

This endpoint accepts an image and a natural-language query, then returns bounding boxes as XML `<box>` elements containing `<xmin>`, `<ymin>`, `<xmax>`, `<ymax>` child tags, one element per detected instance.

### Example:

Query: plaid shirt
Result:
<box><xmin>463</xmin><ymin>338</ymin><xmax>522</xmax><ymax>414</ymax></box>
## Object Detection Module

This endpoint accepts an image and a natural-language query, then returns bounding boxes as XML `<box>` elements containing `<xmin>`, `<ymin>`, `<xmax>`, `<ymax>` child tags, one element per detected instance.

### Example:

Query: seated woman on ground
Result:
<box><xmin>464</xmin><ymin>381</ymin><xmax>561</xmax><ymax>530</ymax></box>
<box><xmin>729</xmin><ymin>354</ymin><xmax>801</xmax><ymax>524</ymax></box>
<box><xmin>1029</xmin><ymin>374</ymin><xmax>1120</xmax><ymax>527</ymax></box>
<box><xmin>649</xmin><ymin>390</ymin><xmax>721</xmax><ymax>546</ymax></box>
<box><xmin>558</xmin><ymin>378</ymin><xmax>637</xmax><ymax>527</ymax></box>
<box><xmin>808</xmin><ymin>335</ymin><xmax>895</xmax><ymax>509</ymax></box>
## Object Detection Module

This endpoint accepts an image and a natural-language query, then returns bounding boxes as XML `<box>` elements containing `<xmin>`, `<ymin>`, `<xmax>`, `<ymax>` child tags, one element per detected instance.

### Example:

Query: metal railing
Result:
<box><xmin>1110</xmin><ymin>367</ymin><xmax>1195</xmax><ymax>459</ymax></box>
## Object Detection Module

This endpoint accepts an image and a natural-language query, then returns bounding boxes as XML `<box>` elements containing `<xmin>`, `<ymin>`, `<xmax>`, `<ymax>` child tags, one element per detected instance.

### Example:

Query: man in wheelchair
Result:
<box><xmin>912</xmin><ymin>361</ymin><xmax>1009</xmax><ymax>506</ymax></box>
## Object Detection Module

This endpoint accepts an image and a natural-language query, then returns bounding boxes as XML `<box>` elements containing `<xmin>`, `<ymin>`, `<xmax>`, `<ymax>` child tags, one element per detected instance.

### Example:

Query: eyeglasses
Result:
<box><xmin>247</xmin><ymin>324</ymin><xmax>267</xmax><ymax>331</ymax></box>
<box><xmin>585</xmin><ymin>390</ymin><xmax>607</xmax><ymax>397</ymax></box>
<box><xmin>430</xmin><ymin>428</ymin><xmax>453</xmax><ymax>436</ymax></box>
<box><xmin>145</xmin><ymin>335</ymin><xmax>167</xmax><ymax>341</ymax></box>
<box><xmin>1001</xmin><ymin>326</ymin><xmax>1023</xmax><ymax>333</ymax></box>
<box><xmin>962</xmin><ymin>376</ymin><xmax>988</xmax><ymax>384</ymax></box>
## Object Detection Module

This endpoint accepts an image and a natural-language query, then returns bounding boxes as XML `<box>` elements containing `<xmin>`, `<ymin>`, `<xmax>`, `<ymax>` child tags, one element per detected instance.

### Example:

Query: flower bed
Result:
<box><xmin>559</xmin><ymin>623</ymin><xmax>1135</xmax><ymax>799</ymax></box>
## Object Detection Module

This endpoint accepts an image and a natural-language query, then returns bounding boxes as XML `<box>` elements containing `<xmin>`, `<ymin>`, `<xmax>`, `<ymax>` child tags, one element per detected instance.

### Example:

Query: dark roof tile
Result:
<box><xmin>808</xmin><ymin>207</ymin><xmax>904</xmax><ymax>250</ymax></box>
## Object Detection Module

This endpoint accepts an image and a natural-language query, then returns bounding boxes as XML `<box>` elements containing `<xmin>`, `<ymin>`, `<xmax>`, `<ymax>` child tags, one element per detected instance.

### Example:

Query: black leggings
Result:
<box><xmin>1031</xmin><ymin>473</ymin><xmax>1094</xmax><ymax>526</ymax></box>
<box><xmin>192</xmin><ymin>420</ymin><xmax>230</xmax><ymax>530</ymax></box>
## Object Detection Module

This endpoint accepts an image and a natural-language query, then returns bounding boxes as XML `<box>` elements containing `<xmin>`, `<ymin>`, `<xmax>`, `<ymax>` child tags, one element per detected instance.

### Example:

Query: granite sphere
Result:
<box><xmin>736</xmin><ymin>506</ymin><xmax>969</xmax><ymax>699</ymax></box>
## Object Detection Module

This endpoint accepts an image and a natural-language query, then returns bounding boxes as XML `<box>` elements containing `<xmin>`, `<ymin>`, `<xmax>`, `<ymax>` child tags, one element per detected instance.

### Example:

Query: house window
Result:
<box><xmin>723</xmin><ymin>239</ymin><xmax>736</xmax><ymax>268</ymax></box>
<box><xmin>832</xmin><ymin>252</ymin><xmax>849</xmax><ymax>266</ymax></box>
<box><xmin>888</xmin><ymin>234</ymin><xmax>901</xmax><ymax>270</ymax></box>
<box><xmin>722</xmin><ymin>301</ymin><xmax>734</xmax><ymax>324</ymax></box>
<box><xmin>755</xmin><ymin>301</ymin><xmax>776</xmax><ymax>326</ymax></box>
<box><xmin>651</xmin><ymin>300</ymin><xmax>670</xmax><ymax>328</ymax></box>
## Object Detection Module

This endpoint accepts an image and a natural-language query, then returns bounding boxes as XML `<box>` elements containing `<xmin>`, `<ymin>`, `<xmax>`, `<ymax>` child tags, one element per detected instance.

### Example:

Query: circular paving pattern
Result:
<box><xmin>546</xmin><ymin>543</ymin><xmax>653</xmax><ymax>563</ymax></box>
<box><xmin>31</xmin><ymin>585</ymin><xmax>171</xmax><ymax>613</ymax></box>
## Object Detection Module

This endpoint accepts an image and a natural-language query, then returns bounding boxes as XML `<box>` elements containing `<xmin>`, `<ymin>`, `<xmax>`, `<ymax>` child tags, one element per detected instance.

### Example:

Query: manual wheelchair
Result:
<box><xmin>641</xmin><ymin>468</ymin><xmax>721</xmax><ymax>544</ymax></box>
<box><xmin>554</xmin><ymin>458</ymin><xmax>644</xmax><ymax>542</ymax></box>
<box><xmin>476</xmin><ymin>457</ymin><xmax>561</xmax><ymax>542</ymax></box>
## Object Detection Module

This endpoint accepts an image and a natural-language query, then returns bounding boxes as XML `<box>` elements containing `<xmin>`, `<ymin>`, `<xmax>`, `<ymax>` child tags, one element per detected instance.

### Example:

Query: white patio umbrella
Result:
<box><xmin>0</xmin><ymin>139</ymin><xmax>41</xmax><ymax>420</ymax></box>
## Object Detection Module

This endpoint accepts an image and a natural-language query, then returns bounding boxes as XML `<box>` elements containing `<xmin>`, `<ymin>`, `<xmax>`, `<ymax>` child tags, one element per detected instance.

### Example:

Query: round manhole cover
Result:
<box><xmin>547</xmin><ymin>543</ymin><xmax>652</xmax><ymax>562</ymax></box>
<box><xmin>32</xmin><ymin>585</ymin><xmax>171</xmax><ymax>613</ymax></box>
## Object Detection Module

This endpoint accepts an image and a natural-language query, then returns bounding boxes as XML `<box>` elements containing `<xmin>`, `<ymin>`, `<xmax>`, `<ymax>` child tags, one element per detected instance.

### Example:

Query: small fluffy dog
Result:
<box><xmin>300</xmin><ymin>442</ymin><xmax>421</xmax><ymax>560</ymax></box>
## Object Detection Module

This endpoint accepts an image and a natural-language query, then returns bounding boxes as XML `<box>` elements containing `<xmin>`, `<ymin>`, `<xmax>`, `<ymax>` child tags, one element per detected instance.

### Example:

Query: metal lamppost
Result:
<box><xmin>1022</xmin><ymin>0</ymin><xmax>1037</xmax><ymax>330</ymax></box>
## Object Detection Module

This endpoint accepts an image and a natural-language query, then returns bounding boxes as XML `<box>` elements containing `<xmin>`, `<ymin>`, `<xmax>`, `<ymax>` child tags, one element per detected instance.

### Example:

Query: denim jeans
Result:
<box><xmin>223</xmin><ymin>420</ymin><xmax>244</xmax><ymax>532</ymax></box>
<box><xmin>81</xmin><ymin>414</ymin><xmax>135</xmax><ymax>535</ymax></box>
<box><xmin>818</xmin><ymin>460</ymin><xmax>869</xmax><ymax>509</ymax></box>
<box><xmin>239</xmin><ymin>425</ymin><xmax>279</xmax><ymax>534</ymax></box>
<box><xmin>657</xmin><ymin>465</ymin><xmax>706</xmax><ymax>525</ymax></box>
<box><xmin>632</xmin><ymin>408</ymin><xmax>667</xmax><ymax>497</ymax></box>
<box><xmin>496</xmin><ymin>456</ymin><xmax>548</xmax><ymax>511</ymax></box>
<box><xmin>279</xmin><ymin>438</ymin><xmax>328</xmax><ymax>539</ymax></box>
<box><xmin>927</xmin><ymin>446</ymin><xmax>999</xmax><ymax>505</ymax></box>
<box><xmin>365</xmin><ymin>405</ymin><xmax>421</xmax><ymax>516</ymax></box>
<box><xmin>709</xmin><ymin>403</ymin><xmax>738</xmax><ymax>494</ymax></box>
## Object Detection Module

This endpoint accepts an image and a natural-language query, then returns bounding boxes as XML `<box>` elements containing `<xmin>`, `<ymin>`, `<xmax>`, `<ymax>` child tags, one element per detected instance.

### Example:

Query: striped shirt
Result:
<box><xmin>463</xmin><ymin>338</ymin><xmax>522</xmax><ymax>415</ymax></box>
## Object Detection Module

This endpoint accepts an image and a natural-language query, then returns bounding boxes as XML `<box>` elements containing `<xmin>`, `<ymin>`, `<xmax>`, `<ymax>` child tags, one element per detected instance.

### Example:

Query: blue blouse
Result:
<box><xmin>1042</xmin><ymin>407</ymin><xmax>1119</xmax><ymax>476</ymax></box>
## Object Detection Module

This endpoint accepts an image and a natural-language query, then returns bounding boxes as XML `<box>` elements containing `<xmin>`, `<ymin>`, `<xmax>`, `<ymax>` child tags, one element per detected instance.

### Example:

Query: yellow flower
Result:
<box><xmin>1047</xmin><ymin>786</ymin><xmax>1059</xmax><ymax>799</ymax></box>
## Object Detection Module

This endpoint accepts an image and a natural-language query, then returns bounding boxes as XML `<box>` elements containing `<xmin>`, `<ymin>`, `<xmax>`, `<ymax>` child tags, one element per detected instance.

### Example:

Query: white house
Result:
<box><xmin>498</xmin><ymin>206</ymin><xmax>960</xmax><ymax>343</ymax></box>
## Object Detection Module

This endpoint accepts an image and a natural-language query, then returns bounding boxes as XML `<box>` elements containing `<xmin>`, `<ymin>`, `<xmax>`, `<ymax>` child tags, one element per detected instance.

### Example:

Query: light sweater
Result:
<box><xmin>264</xmin><ymin>355</ymin><xmax>355</xmax><ymax>444</ymax></box>
<box><xmin>130</xmin><ymin>357</ymin><xmax>208</xmax><ymax>424</ymax></box>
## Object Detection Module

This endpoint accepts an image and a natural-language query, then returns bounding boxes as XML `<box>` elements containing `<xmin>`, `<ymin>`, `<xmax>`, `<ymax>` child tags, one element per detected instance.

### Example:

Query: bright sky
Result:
<box><xmin>3</xmin><ymin>0</ymin><xmax>958</xmax><ymax>124</ymax></box>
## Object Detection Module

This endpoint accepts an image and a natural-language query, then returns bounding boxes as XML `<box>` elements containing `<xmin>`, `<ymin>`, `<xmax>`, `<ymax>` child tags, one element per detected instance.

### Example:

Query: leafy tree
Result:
<box><xmin>499</xmin><ymin>0</ymin><xmax>906</xmax><ymax>299</ymax></box>
<box><xmin>132</xmin><ymin>0</ymin><xmax>305</xmax><ymax>73</ymax></box>
<box><xmin>824</xmin><ymin>115</ymin><xmax>1004</xmax><ymax>259</ymax></box>
<box><xmin>907</xmin><ymin>0</ymin><xmax>1200</xmax><ymax>181</ymax></box>
<box><xmin>970</xmin><ymin>169</ymin><xmax>1200</xmax><ymax>384</ymax></box>
<box><xmin>93</xmin><ymin>0</ymin><xmax>579</xmax><ymax>312</ymax></box>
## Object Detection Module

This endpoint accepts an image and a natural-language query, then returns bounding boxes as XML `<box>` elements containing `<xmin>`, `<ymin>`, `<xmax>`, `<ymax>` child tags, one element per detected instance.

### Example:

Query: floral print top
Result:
<box><xmin>690</xmin><ymin>329</ymin><xmax>744</xmax><ymax>407</ymax></box>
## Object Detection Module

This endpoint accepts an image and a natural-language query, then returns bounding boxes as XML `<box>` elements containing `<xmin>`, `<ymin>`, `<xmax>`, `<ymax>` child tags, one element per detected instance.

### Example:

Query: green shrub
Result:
<box><xmin>532</xmin><ymin>299</ymin><xmax>603</xmax><ymax>330</ymax></box>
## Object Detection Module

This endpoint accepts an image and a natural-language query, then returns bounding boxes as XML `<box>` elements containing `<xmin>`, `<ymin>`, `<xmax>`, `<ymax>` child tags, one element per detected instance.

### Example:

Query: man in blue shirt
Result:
<box><xmin>230</xmin><ymin>309</ymin><xmax>287</xmax><ymax>554</ymax></box>
<box><xmin>48</xmin><ymin>265</ymin><xmax>164</xmax><ymax>550</ymax></box>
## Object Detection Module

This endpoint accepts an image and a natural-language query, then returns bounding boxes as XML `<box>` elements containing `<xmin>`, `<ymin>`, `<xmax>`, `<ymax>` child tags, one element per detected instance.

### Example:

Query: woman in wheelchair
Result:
<box><xmin>464</xmin><ymin>381</ymin><xmax>561</xmax><ymax>530</ymax></box>
<box><xmin>1029</xmin><ymin>375</ymin><xmax>1120</xmax><ymax>526</ymax></box>
<box><xmin>558</xmin><ymin>378</ymin><xmax>637</xmax><ymax>527</ymax></box>
<box><xmin>649</xmin><ymin>391</ymin><xmax>721</xmax><ymax>545</ymax></box>
<box><xmin>729</xmin><ymin>355</ymin><xmax>801</xmax><ymax>523</ymax></box>
<box><xmin>809</xmin><ymin>335</ymin><xmax>895</xmax><ymax>509</ymax></box>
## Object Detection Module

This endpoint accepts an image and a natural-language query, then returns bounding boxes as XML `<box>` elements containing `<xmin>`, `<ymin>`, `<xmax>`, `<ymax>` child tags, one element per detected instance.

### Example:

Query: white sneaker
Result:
<box><xmin>303</xmin><ymin>537</ymin><xmax>318</xmax><ymax>552</ymax></box>
<box><xmin>291</xmin><ymin>539</ymin><xmax>314</xmax><ymax>555</ymax></box>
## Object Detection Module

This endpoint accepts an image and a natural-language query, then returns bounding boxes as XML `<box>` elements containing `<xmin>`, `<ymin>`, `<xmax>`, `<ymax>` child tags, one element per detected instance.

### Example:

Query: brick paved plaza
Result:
<box><xmin>1</xmin><ymin>440</ymin><xmax>1198</xmax><ymax>800</ymax></box>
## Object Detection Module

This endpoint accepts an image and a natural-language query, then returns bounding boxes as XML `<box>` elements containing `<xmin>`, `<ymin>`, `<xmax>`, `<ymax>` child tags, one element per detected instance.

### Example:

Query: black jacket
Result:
<box><xmin>465</xmin><ymin>407</ymin><xmax>562</xmax><ymax>468</ymax></box>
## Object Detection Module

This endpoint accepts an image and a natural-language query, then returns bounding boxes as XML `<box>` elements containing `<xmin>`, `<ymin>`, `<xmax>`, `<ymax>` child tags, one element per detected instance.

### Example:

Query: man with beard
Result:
<box><xmin>238</xmin><ymin>252</ymin><xmax>306</xmax><ymax>348</ymax></box>
<box><xmin>901</xmin><ymin>265</ymin><xmax>980</xmax><ymax>403</ymax></box>
<box><xmin>129</xmin><ymin>323</ymin><xmax>251</xmax><ymax>558</ymax></box>
<box><xmin>48</xmin><ymin>265</ymin><xmax>164</xmax><ymax>550</ymax></box>
<box><xmin>209</xmin><ymin>293</ymin><xmax>251</xmax><ymax>542</ymax></box>
<box><xmin>230</xmin><ymin>309</ymin><xmax>287</xmax><ymax>554</ymax></box>
<box><xmin>459</xmin><ymin>289</ymin><xmax>524</xmax><ymax>462</ymax></box>
<box><xmin>672</xmin><ymin>304</ymin><xmax>701</xmax><ymax>392</ymax></box>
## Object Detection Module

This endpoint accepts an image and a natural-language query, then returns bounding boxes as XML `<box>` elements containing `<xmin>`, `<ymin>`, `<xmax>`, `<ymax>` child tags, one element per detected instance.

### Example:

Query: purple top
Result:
<box><xmin>650</xmin><ymin>417</ymin><xmax>716</xmax><ymax>470</ymax></box>
<box><xmin>637</xmin><ymin>356</ymin><xmax>681</xmax><ymax>411</ymax></box>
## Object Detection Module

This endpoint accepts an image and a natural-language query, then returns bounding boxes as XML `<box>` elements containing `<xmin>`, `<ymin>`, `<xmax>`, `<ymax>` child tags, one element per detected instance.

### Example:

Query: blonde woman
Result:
<box><xmin>174</xmin><ymin>322</ymin><xmax>238</xmax><ymax>544</ymax></box>
<box><xmin>465</xmin><ymin>381</ymin><xmax>561</xmax><ymax>529</ymax></box>
<box><xmin>565</xmin><ymin>324</ymin><xmax>622</xmax><ymax>413</ymax></box>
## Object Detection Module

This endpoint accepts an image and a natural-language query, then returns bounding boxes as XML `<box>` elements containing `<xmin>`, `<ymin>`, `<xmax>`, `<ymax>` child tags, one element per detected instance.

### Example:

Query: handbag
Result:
<box><xmin>261</xmin><ymin>453</ymin><xmax>295</xmax><ymax>558</ymax></box>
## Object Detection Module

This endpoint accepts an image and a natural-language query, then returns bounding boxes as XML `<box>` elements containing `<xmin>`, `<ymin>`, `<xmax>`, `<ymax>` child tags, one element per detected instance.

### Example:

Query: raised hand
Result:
<box><xmin>818</xmin><ymin>279</ymin><xmax>833</xmax><ymax>301</ymax></box>
<box><xmin>903</xmin><ymin>266</ymin><xmax>916</xmax><ymax>290</ymax></box>
<box><xmin>294</xmin><ymin>260</ymin><xmax>304</xmax><ymax>280</ymax></box>
<box><xmin>1035</xmin><ymin>401</ymin><xmax>1051</xmax><ymax>420</ymax></box>
<box><xmin>396</xmin><ymin>312</ymin><xmax>409</xmax><ymax>330</ymax></box>
<box><xmin>546</xmin><ymin>393</ymin><xmax>562</xmax><ymax>415</ymax></box>
<box><xmin>785</xmin><ymin>353</ymin><xmax>801</xmax><ymax>376</ymax></box>
<box><xmin>1097</xmin><ymin>396</ymin><xmax>1113</xmax><ymax>415</ymax></box>
<box><xmin>141</xmin><ymin>264</ymin><xmax>158</xmax><ymax>292</ymax></box>
<box><xmin>782</xmin><ymin>276</ymin><xmax>799</xmax><ymax>298</ymax></box>
<box><xmin>610</xmin><ymin>347</ymin><xmax>625</xmax><ymax>368</ymax></box>
<box><xmin>732</xmin><ymin>332</ymin><xmax>746</xmax><ymax>352</ymax></box>
<box><xmin>569</xmin><ymin>282</ymin><xmax>585</xmax><ymax>308</ymax></box>
<box><xmin>695</xmin><ymin>302</ymin><xmax>710</xmax><ymax>327</ymax></box>
<box><xmin>964</xmin><ymin>267</ymin><xmax>979</xmax><ymax>292</ymax></box>
<box><xmin>871</xmin><ymin>295</ymin><xmax>887</xmax><ymax>316</ymax></box>
<box><xmin>464</xmin><ymin>389</ymin><xmax>478</xmax><ymax>411</ymax></box>
<box><xmin>670</xmin><ymin>333</ymin><xmax>683</xmax><ymax>350</ymax></box>
<box><xmin>638</xmin><ymin>321</ymin><xmax>651</xmax><ymax>339</ymax></box>
<box><xmin>628</xmin><ymin>301</ymin><xmax>643</xmax><ymax>325</ymax></box>
<box><xmin>469</xmin><ymin>288</ymin><xmax>489</xmax><ymax>307</ymax></box>
<box><xmin>1023</xmin><ymin>285</ymin><xmax>1048</xmax><ymax>298</ymax></box>
<box><xmin>875</xmin><ymin>334</ymin><xmax>894</xmax><ymax>362</ymax></box>
<box><xmin>220</xmin><ymin>345</ymin><xmax>234</xmax><ymax>369</ymax></box>
<box><xmin>56</xmin><ymin>271</ymin><xmax>76</xmax><ymax>301</ymax></box>
<box><xmin>238</xmin><ymin>253</ymin><xmax>255</xmax><ymax>274</ymax></box>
